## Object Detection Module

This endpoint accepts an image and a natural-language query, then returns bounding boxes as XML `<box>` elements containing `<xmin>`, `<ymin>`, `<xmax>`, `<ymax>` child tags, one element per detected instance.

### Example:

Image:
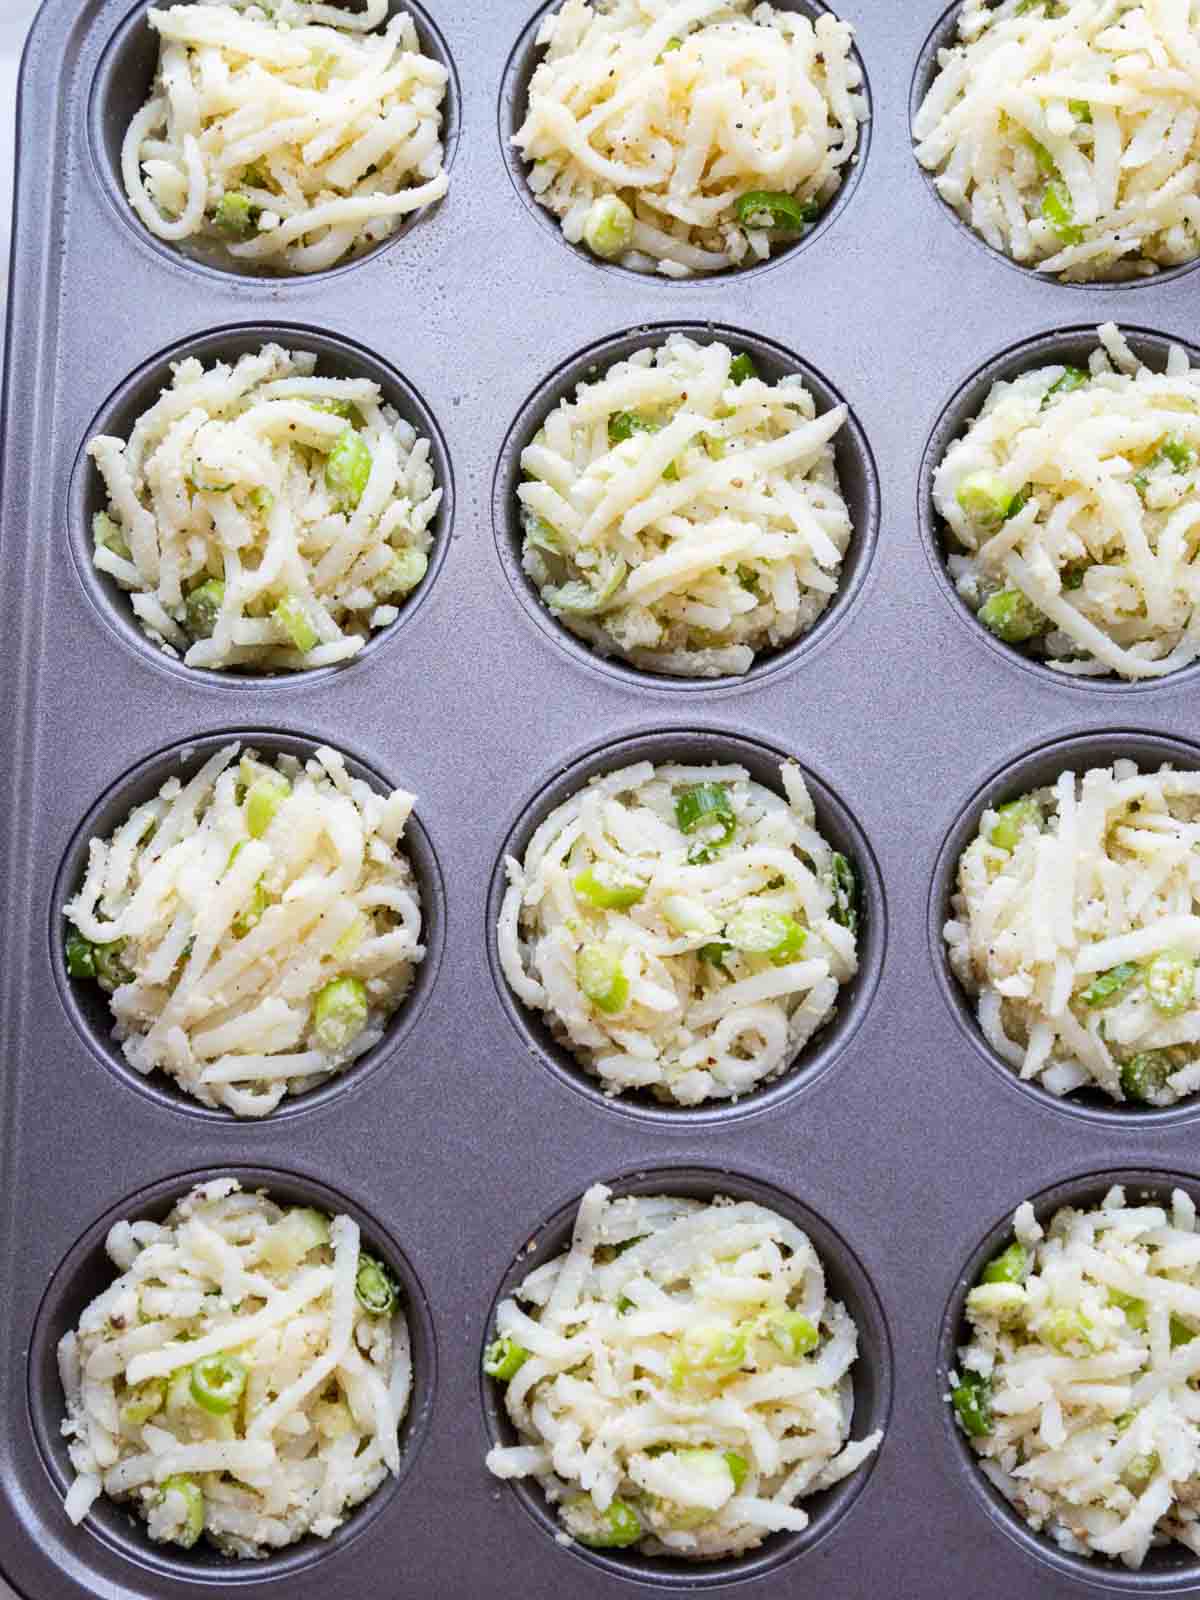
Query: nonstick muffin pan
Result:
<box><xmin>3</xmin><ymin>1</ymin><xmax>1200</xmax><ymax>1596</ymax></box>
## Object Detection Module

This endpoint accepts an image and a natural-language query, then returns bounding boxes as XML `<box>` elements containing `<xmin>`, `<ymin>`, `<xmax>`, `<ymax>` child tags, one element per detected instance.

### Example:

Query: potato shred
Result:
<box><xmin>519</xmin><ymin>336</ymin><xmax>853</xmax><ymax>677</ymax></box>
<box><xmin>486</xmin><ymin>1183</ymin><xmax>881</xmax><ymax>1559</ymax></box>
<box><xmin>123</xmin><ymin>0</ymin><xmax>448</xmax><ymax>273</ymax></box>
<box><xmin>954</xmin><ymin>1186</ymin><xmax>1200</xmax><ymax>1568</ymax></box>
<box><xmin>946</xmin><ymin>759</ymin><xmax>1200</xmax><ymax>1106</ymax></box>
<box><xmin>89</xmin><ymin>343</ymin><xmax>441</xmax><ymax>674</ymax></box>
<box><xmin>516</xmin><ymin>0</ymin><xmax>864</xmax><ymax>276</ymax></box>
<box><xmin>59</xmin><ymin>1179</ymin><xmax>411</xmax><ymax>1556</ymax></box>
<box><xmin>935</xmin><ymin>323</ymin><xmax>1200</xmax><ymax>680</ymax></box>
<box><xmin>64</xmin><ymin>742</ymin><xmax>424</xmax><ymax>1116</ymax></box>
<box><xmin>498</xmin><ymin>759</ymin><xmax>859</xmax><ymax>1105</ymax></box>
<box><xmin>914</xmin><ymin>0</ymin><xmax>1200</xmax><ymax>281</ymax></box>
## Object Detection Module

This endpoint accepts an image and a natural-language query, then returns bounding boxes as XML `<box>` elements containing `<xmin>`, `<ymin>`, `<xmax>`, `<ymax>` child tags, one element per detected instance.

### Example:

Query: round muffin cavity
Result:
<box><xmin>913</xmin><ymin>0</ymin><xmax>1200</xmax><ymax>281</ymax></box>
<box><xmin>945</xmin><ymin>758</ymin><xmax>1200</xmax><ymax>1106</ymax></box>
<box><xmin>63</xmin><ymin>741</ymin><xmax>424</xmax><ymax>1115</ymax></box>
<box><xmin>498</xmin><ymin>757</ymin><xmax>859</xmax><ymax>1105</ymax></box>
<box><xmin>88</xmin><ymin>343</ymin><xmax>441</xmax><ymax>673</ymax></box>
<box><xmin>58</xmin><ymin>1178</ymin><xmax>411</xmax><ymax>1556</ymax></box>
<box><xmin>121</xmin><ymin>0</ymin><xmax>448</xmax><ymax>274</ymax></box>
<box><xmin>515</xmin><ymin>0</ymin><xmax>864</xmax><ymax>277</ymax></box>
<box><xmin>934</xmin><ymin>323</ymin><xmax>1200</xmax><ymax>680</ymax></box>
<box><xmin>952</xmin><ymin>1183</ymin><xmax>1200</xmax><ymax>1568</ymax></box>
<box><xmin>519</xmin><ymin>336</ymin><xmax>854</xmax><ymax>677</ymax></box>
<box><xmin>485</xmin><ymin>1182</ymin><xmax>881</xmax><ymax>1560</ymax></box>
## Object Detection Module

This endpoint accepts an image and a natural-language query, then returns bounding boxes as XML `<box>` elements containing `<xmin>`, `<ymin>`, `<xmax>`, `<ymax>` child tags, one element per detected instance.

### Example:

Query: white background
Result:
<box><xmin>5</xmin><ymin>3</ymin><xmax>55</xmax><ymax>1595</ymax></box>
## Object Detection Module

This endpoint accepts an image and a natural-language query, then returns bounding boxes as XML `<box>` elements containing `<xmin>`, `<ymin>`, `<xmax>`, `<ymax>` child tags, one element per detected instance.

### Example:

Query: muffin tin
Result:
<box><xmin>2</xmin><ymin>1</ymin><xmax>1199</xmax><ymax>1596</ymax></box>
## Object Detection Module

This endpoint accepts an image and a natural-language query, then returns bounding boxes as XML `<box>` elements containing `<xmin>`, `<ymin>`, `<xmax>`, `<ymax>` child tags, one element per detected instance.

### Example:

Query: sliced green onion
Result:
<box><xmin>827</xmin><ymin>852</ymin><xmax>858</xmax><ymax>934</ymax></box>
<box><xmin>213</xmin><ymin>192</ymin><xmax>259</xmax><ymax>238</ymax></box>
<box><xmin>183</xmin><ymin>578</ymin><xmax>226</xmax><ymax>641</ymax></box>
<box><xmin>671</xmin><ymin>1326</ymin><xmax>747</xmax><ymax>1388</ymax></box>
<box><xmin>724</xmin><ymin>1451</ymin><xmax>748</xmax><ymax>1492</ymax></box>
<box><xmin>698</xmin><ymin>941</ymin><xmax>731</xmax><ymax>967</ymax></box>
<box><xmin>978</xmin><ymin>587</ymin><xmax>1049</xmax><ymax>644</ymax></box>
<box><xmin>952</xmin><ymin>1370</ymin><xmax>992</xmax><ymax>1437</ymax></box>
<box><xmin>1024</xmin><ymin>134</ymin><xmax>1058</xmax><ymax>177</ymax></box>
<box><xmin>325</xmin><ymin>427</ymin><xmax>372</xmax><ymax>508</ymax></box>
<box><xmin>582</xmin><ymin>195</ymin><xmax>634</xmax><ymax>259</ymax></box>
<box><xmin>728</xmin><ymin>352</ymin><xmax>758</xmax><ymax>386</ymax></box>
<box><xmin>378</xmin><ymin>548</ymin><xmax>428</xmax><ymax>599</ymax></box>
<box><xmin>1042</xmin><ymin>178</ymin><xmax>1084</xmax><ymax>244</ymax></box>
<box><xmin>980</xmin><ymin>1241</ymin><xmax>1028</xmax><ymax>1285</ymax></box>
<box><xmin>93</xmin><ymin>940</ymin><xmax>133</xmax><ymax>993</ymax></box>
<box><xmin>544</xmin><ymin>556</ymin><xmax>626</xmax><ymax>617</ymax></box>
<box><xmin>1081</xmin><ymin>961</ymin><xmax>1138</xmax><ymax>1008</ymax></box>
<box><xmin>93</xmin><ymin>510</ymin><xmax>131</xmax><ymax>561</ymax></box>
<box><xmin>577</xmin><ymin>944</ymin><xmax>629</xmax><ymax>1014</ymax></box>
<box><xmin>272</xmin><ymin>594</ymin><xmax>319</xmax><ymax>653</ymax></box>
<box><xmin>988</xmin><ymin>797</ymin><xmax>1042</xmax><ymax>853</ymax></box>
<box><xmin>1121</xmin><ymin>1050</ymin><xmax>1173</xmax><ymax>1104</ymax></box>
<box><xmin>724</xmin><ymin>908</ymin><xmax>806</xmax><ymax>965</ymax></box>
<box><xmin>355</xmin><ymin>1253</ymin><xmax>398</xmax><ymax>1316</ymax></box>
<box><xmin>674</xmin><ymin>782</ymin><xmax>736</xmax><ymax>862</ymax></box>
<box><xmin>189</xmin><ymin>1353</ymin><xmax>247</xmax><ymax>1416</ymax></box>
<box><xmin>120</xmin><ymin>1377</ymin><xmax>167</xmax><ymax>1427</ymax></box>
<box><xmin>734</xmin><ymin>190</ymin><xmax>820</xmax><ymax>231</ymax></box>
<box><xmin>573</xmin><ymin>863</ymin><xmax>647</xmax><ymax>910</ymax></box>
<box><xmin>483</xmin><ymin>1336</ymin><xmax>530</xmax><ymax>1381</ymax></box>
<box><xmin>159</xmin><ymin>1475</ymin><xmax>205</xmax><ymax>1549</ymax></box>
<box><xmin>1069</xmin><ymin>99</ymin><xmax>1092</xmax><ymax>123</ymax></box>
<box><xmin>311</xmin><ymin>975</ymin><xmax>368</xmax><ymax>1053</ymax></box>
<box><xmin>565</xmin><ymin>1493</ymin><xmax>643</xmax><ymax>1548</ymax></box>
<box><xmin>244</xmin><ymin>772</ymin><xmax>290</xmax><ymax>838</ymax></box>
<box><xmin>1041</xmin><ymin>367</ymin><xmax>1089</xmax><ymax>407</ymax></box>
<box><xmin>762</xmin><ymin>1309</ymin><xmax>818</xmax><ymax>1359</ymax></box>
<box><xmin>956</xmin><ymin>471</ymin><xmax>1016</xmax><ymax>529</ymax></box>
<box><xmin>65</xmin><ymin>930</ymin><xmax>97</xmax><ymax>980</ymax></box>
<box><xmin>1160</xmin><ymin>435</ymin><xmax>1196</xmax><ymax>473</ymax></box>
<box><xmin>1108</xmin><ymin>1289</ymin><xmax>1147</xmax><ymax>1329</ymax></box>
<box><xmin>1146</xmin><ymin>950</ymin><xmax>1194</xmax><ymax>1015</ymax></box>
<box><xmin>608</xmin><ymin>410</ymin><xmax>658</xmax><ymax>446</ymax></box>
<box><xmin>232</xmin><ymin>878</ymin><xmax>269</xmax><ymax>939</ymax></box>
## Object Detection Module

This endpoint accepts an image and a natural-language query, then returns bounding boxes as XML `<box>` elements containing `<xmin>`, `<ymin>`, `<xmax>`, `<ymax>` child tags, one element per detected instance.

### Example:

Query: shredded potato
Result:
<box><xmin>59</xmin><ymin>1179</ymin><xmax>411</xmax><ymax>1556</ymax></box>
<box><xmin>935</xmin><ymin>323</ymin><xmax>1200</xmax><ymax>679</ymax></box>
<box><xmin>486</xmin><ymin>1183</ymin><xmax>881</xmax><ymax>1559</ymax></box>
<box><xmin>498</xmin><ymin>759</ymin><xmax>859</xmax><ymax>1105</ymax></box>
<box><xmin>64</xmin><ymin>742</ymin><xmax>424</xmax><ymax>1117</ymax></box>
<box><xmin>914</xmin><ymin>0</ymin><xmax>1200</xmax><ymax>281</ymax></box>
<box><xmin>519</xmin><ymin>336</ymin><xmax>853</xmax><ymax>677</ymax></box>
<box><xmin>946</xmin><ymin>758</ymin><xmax>1200</xmax><ymax>1105</ymax></box>
<box><xmin>89</xmin><ymin>344</ymin><xmax>441</xmax><ymax>673</ymax></box>
<box><xmin>123</xmin><ymin>0</ymin><xmax>448</xmax><ymax>274</ymax></box>
<box><xmin>954</xmin><ymin>1185</ymin><xmax>1200</xmax><ymax>1567</ymax></box>
<box><xmin>516</xmin><ymin>0</ymin><xmax>865</xmax><ymax>277</ymax></box>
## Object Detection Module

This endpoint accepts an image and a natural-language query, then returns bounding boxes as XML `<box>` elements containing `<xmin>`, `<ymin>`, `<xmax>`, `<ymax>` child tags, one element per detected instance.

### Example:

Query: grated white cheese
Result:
<box><xmin>519</xmin><ymin>335</ymin><xmax>853</xmax><ymax>677</ymax></box>
<box><xmin>914</xmin><ymin>0</ymin><xmax>1200</xmax><ymax>281</ymax></box>
<box><xmin>946</xmin><ymin>760</ymin><xmax>1200</xmax><ymax>1105</ymax></box>
<box><xmin>485</xmin><ymin>1184</ymin><xmax>881</xmax><ymax>1559</ymax></box>
<box><xmin>935</xmin><ymin>324</ymin><xmax>1200</xmax><ymax>680</ymax></box>
<box><xmin>498</xmin><ymin>759</ymin><xmax>859</xmax><ymax>1105</ymax></box>
<box><xmin>122</xmin><ymin>0</ymin><xmax>448</xmax><ymax>274</ymax></box>
<box><xmin>516</xmin><ymin>0</ymin><xmax>865</xmax><ymax>276</ymax></box>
